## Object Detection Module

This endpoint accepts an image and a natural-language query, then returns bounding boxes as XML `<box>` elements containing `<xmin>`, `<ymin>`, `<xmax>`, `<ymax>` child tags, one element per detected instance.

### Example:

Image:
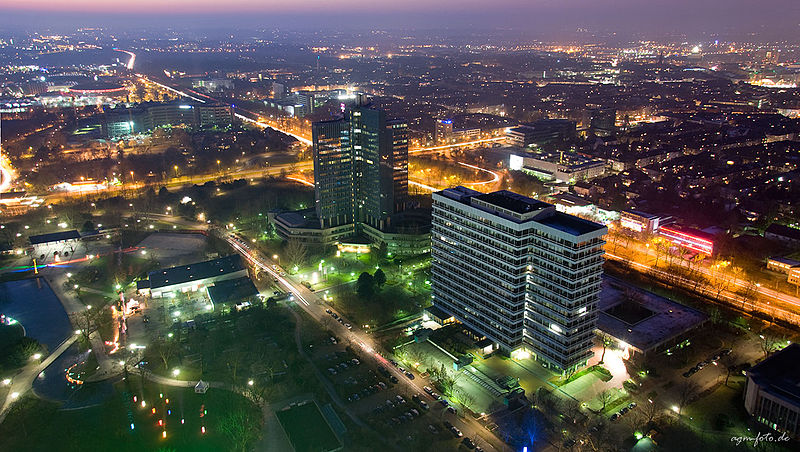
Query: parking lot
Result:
<box><xmin>308</xmin><ymin>316</ymin><xmax>483</xmax><ymax>450</ymax></box>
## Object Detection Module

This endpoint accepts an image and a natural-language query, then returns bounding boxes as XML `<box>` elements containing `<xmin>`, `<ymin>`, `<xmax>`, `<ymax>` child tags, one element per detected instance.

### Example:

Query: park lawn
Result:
<box><xmin>331</xmin><ymin>284</ymin><xmax>427</xmax><ymax>329</ymax></box>
<box><xmin>275</xmin><ymin>401</ymin><xmax>341</xmax><ymax>452</ymax></box>
<box><xmin>683</xmin><ymin>380</ymin><xmax>751</xmax><ymax>436</ymax></box>
<box><xmin>0</xmin><ymin>379</ymin><xmax>262</xmax><ymax>452</ymax></box>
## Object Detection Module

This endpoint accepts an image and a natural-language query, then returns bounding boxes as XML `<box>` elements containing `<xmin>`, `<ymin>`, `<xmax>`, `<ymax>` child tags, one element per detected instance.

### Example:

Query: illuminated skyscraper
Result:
<box><xmin>312</xmin><ymin>100</ymin><xmax>408</xmax><ymax>231</ymax></box>
<box><xmin>431</xmin><ymin>187</ymin><xmax>607</xmax><ymax>373</ymax></box>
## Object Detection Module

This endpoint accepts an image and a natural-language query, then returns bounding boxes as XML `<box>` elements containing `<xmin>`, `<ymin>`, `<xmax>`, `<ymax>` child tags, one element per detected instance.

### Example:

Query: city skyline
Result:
<box><xmin>0</xmin><ymin>5</ymin><xmax>799</xmax><ymax>451</ymax></box>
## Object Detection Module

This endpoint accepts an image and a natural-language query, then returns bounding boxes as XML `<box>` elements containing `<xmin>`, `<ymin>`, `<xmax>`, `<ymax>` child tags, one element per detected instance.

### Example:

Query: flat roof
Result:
<box><xmin>766</xmin><ymin>223</ymin><xmax>800</xmax><ymax>241</ymax></box>
<box><xmin>206</xmin><ymin>276</ymin><xmax>258</xmax><ymax>304</ymax></box>
<box><xmin>148</xmin><ymin>254</ymin><xmax>245</xmax><ymax>290</ymax></box>
<box><xmin>768</xmin><ymin>256</ymin><xmax>800</xmax><ymax>267</ymax></box>
<box><xmin>438</xmin><ymin>187</ymin><xmax>606</xmax><ymax>237</ymax></box>
<box><xmin>597</xmin><ymin>277</ymin><xmax>708</xmax><ymax>352</ymax></box>
<box><xmin>747</xmin><ymin>344</ymin><xmax>800</xmax><ymax>408</ymax></box>
<box><xmin>622</xmin><ymin>209</ymin><xmax>659</xmax><ymax>220</ymax></box>
<box><xmin>537</xmin><ymin>211</ymin><xmax>607</xmax><ymax>236</ymax></box>
<box><xmin>474</xmin><ymin>190</ymin><xmax>550</xmax><ymax>214</ymax></box>
<box><xmin>29</xmin><ymin>230</ymin><xmax>81</xmax><ymax>244</ymax></box>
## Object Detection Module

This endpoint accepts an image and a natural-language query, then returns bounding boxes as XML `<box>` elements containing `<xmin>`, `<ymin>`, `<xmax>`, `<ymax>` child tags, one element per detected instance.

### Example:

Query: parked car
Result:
<box><xmin>423</xmin><ymin>386</ymin><xmax>434</xmax><ymax>395</ymax></box>
<box><xmin>462</xmin><ymin>438</ymin><xmax>476</xmax><ymax>449</ymax></box>
<box><xmin>428</xmin><ymin>424</ymin><xmax>438</xmax><ymax>434</ymax></box>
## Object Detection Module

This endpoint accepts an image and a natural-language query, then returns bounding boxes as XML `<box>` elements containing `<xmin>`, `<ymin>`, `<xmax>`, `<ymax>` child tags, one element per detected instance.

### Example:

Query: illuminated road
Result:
<box><xmin>0</xmin><ymin>114</ymin><xmax>14</xmax><ymax>192</ymax></box>
<box><xmin>113</xmin><ymin>48</ymin><xmax>136</xmax><ymax>70</ymax></box>
<box><xmin>39</xmin><ymin>161</ymin><xmax>312</xmax><ymax>204</ymax></box>
<box><xmin>605</xmin><ymin>250</ymin><xmax>800</xmax><ymax>325</ymax></box>
<box><xmin>223</xmin><ymin>234</ymin><xmax>506</xmax><ymax>452</ymax></box>
<box><xmin>234</xmin><ymin>113</ymin><xmax>313</xmax><ymax>145</ymax></box>
<box><xmin>409</xmin><ymin>137</ymin><xmax>506</xmax><ymax>154</ymax></box>
<box><xmin>0</xmin><ymin>152</ymin><xmax>13</xmax><ymax>193</ymax></box>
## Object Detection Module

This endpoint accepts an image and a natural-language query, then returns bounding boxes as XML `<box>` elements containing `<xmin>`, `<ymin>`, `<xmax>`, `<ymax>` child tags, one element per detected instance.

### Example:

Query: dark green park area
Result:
<box><xmin>0</xmin><ymin>379</ymin><xmax>261</xmax><ymax>452</ymax></box>
<box><xmin>275</xmin><ymin>401</ymin><xmax>342</xmax><ymax>452</ymax></box>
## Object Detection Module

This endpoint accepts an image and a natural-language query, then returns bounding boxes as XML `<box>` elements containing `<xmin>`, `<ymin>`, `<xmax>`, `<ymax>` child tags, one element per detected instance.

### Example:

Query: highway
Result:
<box><xmin>223</xmin><ymin>233</ymin><xmax>508</xmax><ymax>452</ymax></box>
<box><xmin>606</xmin><ymin>247</ymin><xmax>800</xmax><ymax>325</ymax></box>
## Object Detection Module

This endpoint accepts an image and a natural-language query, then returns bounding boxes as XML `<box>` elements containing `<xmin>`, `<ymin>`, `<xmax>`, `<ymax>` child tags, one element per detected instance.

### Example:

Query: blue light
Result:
<box><xmin>441</xmin><ymin>119</ymin><xmax>453</xmax><ymax>124</ymax></box>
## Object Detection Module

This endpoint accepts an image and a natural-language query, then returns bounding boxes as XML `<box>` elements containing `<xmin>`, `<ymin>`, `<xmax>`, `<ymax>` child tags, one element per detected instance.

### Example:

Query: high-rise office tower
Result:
<box><xmin>312</xmin><ymin>100</ymin><xmax>408</xmax><ymax>231</ymax></box>
<box><xmin>313</xmin><ymin>118</ymin><xmax>353</xmax><ymax>229</ymax></box>
<box><xmin>431</xmin><ymin>187</ymin><xmax>607</xmax><ymax>373</ymax></box>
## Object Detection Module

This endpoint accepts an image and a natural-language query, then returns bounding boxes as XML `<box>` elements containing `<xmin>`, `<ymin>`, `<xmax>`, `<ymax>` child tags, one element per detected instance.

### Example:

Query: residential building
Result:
<box><xmin>431</xmin><ymin>187</ymin><xmax>607</xmax><ymax>372</ymax></box>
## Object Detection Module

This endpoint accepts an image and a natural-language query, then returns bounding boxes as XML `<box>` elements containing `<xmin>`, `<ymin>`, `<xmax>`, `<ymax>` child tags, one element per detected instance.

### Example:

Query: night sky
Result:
<box><xmin>0</xmin><ymin>0</ymin><xmax>797</xmax><ymax>37</ymax></box>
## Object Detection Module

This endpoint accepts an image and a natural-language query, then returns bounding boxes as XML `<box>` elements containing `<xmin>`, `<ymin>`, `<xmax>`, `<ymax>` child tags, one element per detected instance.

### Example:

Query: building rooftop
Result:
<box><xmin>206</xmin><ymin>276</ymin><xmax>258</xmax><ymax>305</ymax></box>
<box><xmin>747</xmin><ymin>343</ymin><xmax>800</xmax><ymax>408</ymax></box>
<box><xmin>474</xmin><ymin>190</ymin><xmax>550</xmax><ymax>214</ymax></box>
<box><xmin>622</xmin><ymin>209</ymin><xmax>659</xmax><ymax>220</ymax></box>
<box><xmin>597</xmin><ymin>278</ymin><xmax>708</xmax><ymax>353</ymax></box>
<box><xmin>438</xmin><ymin>187</ymin><xmax>606</xmax><ymax>237</ymax></box>
<box><xmin>29</xmin><ymin>230</ymin><xmax>81</xmax><ymax>245</ymax></box>
<box><xmin>766</xmin><ymin>223</ymin><xmax>800</xmax><ymax>242</ymax></box>
<box><xmin>768</xmin><ymin>256</ymin><xmax>800</xmax><ymax>267</ymax></box>
<box><xmin>148</xmin><ymin>254</ymin><xmax>245</xmax><ymax>290</ymax></box>
<box><xmin>537</xmin><ymin>211</ymin><xmax>607</xmax><ymax>236</ymax></box>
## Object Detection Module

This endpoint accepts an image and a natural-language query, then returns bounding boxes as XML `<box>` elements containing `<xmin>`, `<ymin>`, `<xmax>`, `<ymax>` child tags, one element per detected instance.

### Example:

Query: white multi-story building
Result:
<box><xmin>431</xmin><ymin>187</ymin><xmax>607</xmax><ymax>373</ymax></box>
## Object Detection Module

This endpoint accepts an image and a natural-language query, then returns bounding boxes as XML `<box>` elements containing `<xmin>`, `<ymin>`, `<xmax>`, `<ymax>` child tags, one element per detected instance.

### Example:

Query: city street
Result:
<box><xmin>223</xmin><ymin>233</ymin><xmax>511</xmax><ymax>452</ymax></box>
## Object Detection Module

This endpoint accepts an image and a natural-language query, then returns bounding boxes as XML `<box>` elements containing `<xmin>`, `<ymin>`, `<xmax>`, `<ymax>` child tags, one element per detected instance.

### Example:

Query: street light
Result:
<box><xmin>172</xmin><ymin>368</ymin><xmax>180</xmax><ymax>377</ymax></box>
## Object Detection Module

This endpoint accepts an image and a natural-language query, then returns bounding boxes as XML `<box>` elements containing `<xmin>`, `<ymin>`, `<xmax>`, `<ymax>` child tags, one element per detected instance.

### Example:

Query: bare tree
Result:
<box><xmin>217</xmin><ymin>409</ymin><xmax>261</xmax><ymax>452</ymax></box>
<box><xmin>284</xmin><ymin>239</ymin><xmax>308</xmax><ymax>271</ymax></box>
<box><xmin>759</xmin><ymin>333</ymin><xmax>781</xmax><ymax>359</ymax></box>
<box><xmin>153</xmin><ymin>337</ymin><xmax>177</xmax><ymax>370</ymax></box>
<box><xmin>677</xmin><ymin>380</ymin><xmax>699</xmax><ymax>415</ymax></box>
<box><xmin>597</xmin><ymin>389</ymin><xmax>614</xmax><ymax>412</ymax></box>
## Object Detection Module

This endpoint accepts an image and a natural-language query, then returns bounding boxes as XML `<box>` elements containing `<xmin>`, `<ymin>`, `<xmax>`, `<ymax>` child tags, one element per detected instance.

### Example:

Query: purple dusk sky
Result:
<box><xmin>0</xmin><ymin>0</ymin><xmax>797</xmax><ymax>37</ymax></box>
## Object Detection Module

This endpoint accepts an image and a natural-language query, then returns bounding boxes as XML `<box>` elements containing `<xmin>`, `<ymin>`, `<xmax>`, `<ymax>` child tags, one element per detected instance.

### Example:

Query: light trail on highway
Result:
<box><xmin>409</xmin><ymin>137</ymin><xmax>506</xmax><ymax>154</ymax></box>
<box><xmin>113</xmin><ymin>48</ymin><xmax>136</xmax><ymax>70</ymax></box>
<box><xmin>606</xmin><ymin>251</ymin><xmax>800</xmax><ymax>324</ymax></box>
<box><xmin>233</xmin><ymin>113</ymin><xmax>313</xmax><ymax>145</ymax></box>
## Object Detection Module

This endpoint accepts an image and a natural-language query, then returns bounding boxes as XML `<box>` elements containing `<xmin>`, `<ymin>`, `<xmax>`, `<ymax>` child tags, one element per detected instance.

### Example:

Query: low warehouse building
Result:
<box><xmin>140</xmin><ymin>254</ymin><xmax>248</xmax><ymax>298</ymax></box>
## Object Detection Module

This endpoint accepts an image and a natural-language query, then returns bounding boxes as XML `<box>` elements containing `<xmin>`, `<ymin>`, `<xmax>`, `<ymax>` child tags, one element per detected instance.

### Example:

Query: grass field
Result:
<box><xmin>276</xmin><ymin>401</ymin><xmax>341</xmax><ymax>452</ymax></box>
<box><xmin>0</xmin><ymin>379</ymin><xmax>262</xmax><ymax>452</ymax></box>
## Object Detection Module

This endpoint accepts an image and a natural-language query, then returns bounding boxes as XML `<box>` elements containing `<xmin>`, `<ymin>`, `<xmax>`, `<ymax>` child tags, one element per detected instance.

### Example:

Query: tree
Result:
<box><xmin>720</xmin><ymin>354</ymin><xmax>737</xmax><ymax>387</ymax></box>
<box><xmin>373</xmin><ymin>268</ymin><xmax>386</xmax><ymax>289</ymax></box>
<box><xmin>642</xmin><ymin>396</ymin><xmax>661</xmax><ymax>423</ymax></box>
<box><xmin>677</xmin><ymin>380</ymin><xmax>699</xmax><ymax>415</ymax></box>
<box><xmin>284</xmin><ymin>239</ymin><xmax>307</xmax><ymax>271</ymax></box>
<box><xmin>356</xmin><ymin>272</ymin><xmax>375</xmax><ymax>299</ymax></box>
<box><xmin>759</xmin><ymin>333</ymin><xmax>781</xmax><ymax>359</ymax></box>
<box><xmin>599</xmin><ymin>333</ymin><xmax>612</xmax><ymax>364</ymax></box>
<box><xmin>217</xmin><ymin>409</ymin><xmax>261</xmax><ymax>452</ymax></box>
<box><xmin>597</xmin><ymin>389</ymin><xmax>613</xmax><ymax>412</ymax></box>
<box><xmin>153</xmin><ymin>337</ymin><xmax>177</xmax><ymax>370</ymax></box>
